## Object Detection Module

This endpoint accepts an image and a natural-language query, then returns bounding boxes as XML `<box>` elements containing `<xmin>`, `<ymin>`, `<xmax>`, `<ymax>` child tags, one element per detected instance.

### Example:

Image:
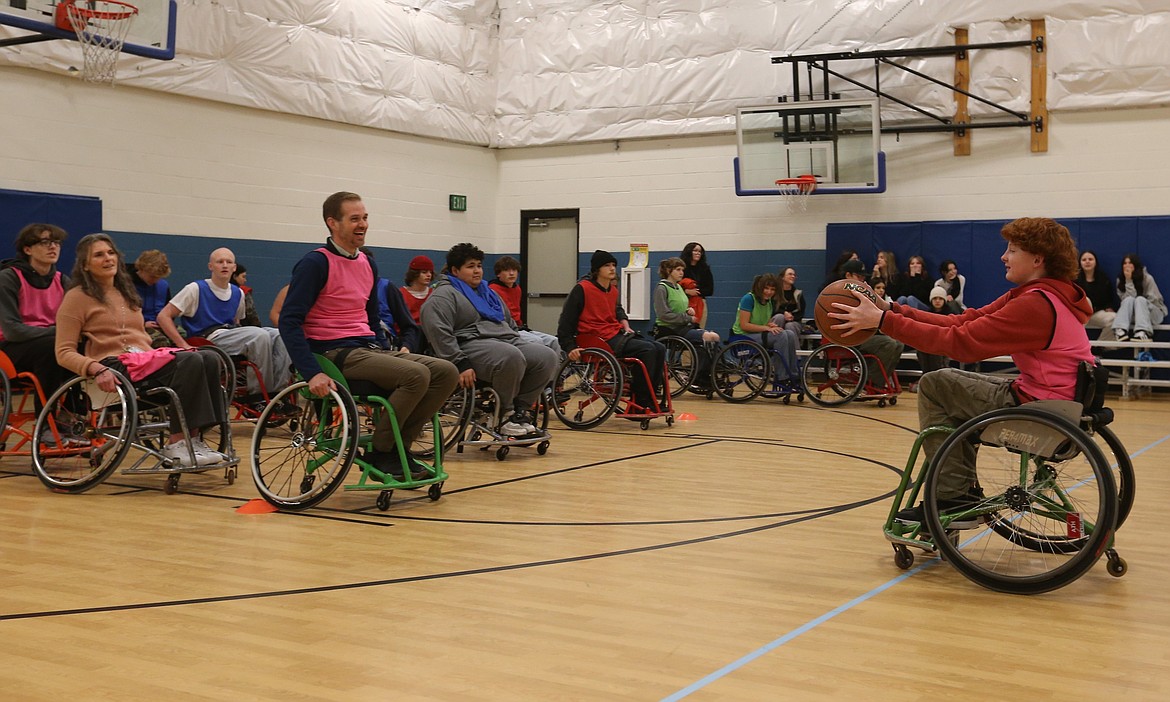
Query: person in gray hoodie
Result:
<box><xmin>421</xmin><ymin>243</ymin><xmax>559</xmax><ymax>437</ymax></box>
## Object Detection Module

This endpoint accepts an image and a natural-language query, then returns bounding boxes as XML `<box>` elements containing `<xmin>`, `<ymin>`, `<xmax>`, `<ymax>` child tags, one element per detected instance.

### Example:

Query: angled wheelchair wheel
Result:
<box><xmin>553</xmin><ymin>348</ymin><xmax>622</xmax><ymax>430</ymax></box>
<box><xmin>1094</xmin><ymin>424</ymin><xmax>1135</xmax><ymax>530</ymax></box>
<box><xmin>924</xmin><ymin>406</ymin><xmax>1118</xmax><ymax>595</ymax></box>
<box><xmin>413</xmin><ymin>385</ymin><xmax>471</xmax><ymax>459</ymax></box>
<box><xmin>31</xmin><ymin>372</ymin><xmax>138</xmax><ymax>493</ymax></box>
<box><xmin>802</xmin><ymin>343</ymin><xmax>866</xmax><ymax>407</ymax></box>
<box><xmin>711</xmin><ymin>339</ymin><xmax>768</xmax><ymax>403</ymax></box>
<box><xmin>0</xmin><ymin>371</ymin><xmax>12</xmax><ymax>444</ymax></box>
<box><xmin>659</xmin><ymin>335</ymin><xmax>698</xmax><ymax>398</ymax></box>
<box><xmin>251</xmin><ymin>381</ymin><xmax>359</xmax><ymax>511</ymax></box>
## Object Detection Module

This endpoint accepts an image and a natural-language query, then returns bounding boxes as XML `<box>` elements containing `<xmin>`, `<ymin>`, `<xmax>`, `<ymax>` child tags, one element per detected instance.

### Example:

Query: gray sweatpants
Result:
<box><xmin>917</xmin><ymin>367</ymin><xmax>1019</xmax><ymax>499</ymax></box>
<box><xmin>459</xmin><ymin>336</ymin><xmax>560</xmax><ymax>411</ymax></box>
<box><xmin>209</xmin><ymin>326</ymin><xmax>291</xmax><ymax>396</ymax></box>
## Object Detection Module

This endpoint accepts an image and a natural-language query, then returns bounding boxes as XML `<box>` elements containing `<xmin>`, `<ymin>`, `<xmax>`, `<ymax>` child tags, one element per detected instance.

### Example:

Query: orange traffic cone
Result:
<box><xmin>236</xmin><ymin>499</ymin><xmax>278</xmax><ymax>514</ymax></box>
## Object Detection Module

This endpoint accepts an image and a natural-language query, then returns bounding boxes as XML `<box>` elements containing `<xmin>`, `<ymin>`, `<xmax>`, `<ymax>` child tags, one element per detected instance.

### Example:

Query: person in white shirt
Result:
<box><xmin>157</xmin><ymin>247</ymin><xmax>290</xmax><ymax>398</ymax></box>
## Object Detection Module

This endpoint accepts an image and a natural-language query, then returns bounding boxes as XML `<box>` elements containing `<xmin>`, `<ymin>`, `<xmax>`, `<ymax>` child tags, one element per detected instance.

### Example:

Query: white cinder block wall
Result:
<box><xmin>0</xmin><ymin>69</ymin><xmax>498</xmax><ymax>250</ymax></box>
<box><xmin>3</xmin><ymin>69</ymin><xmax>1170</xmax><ymax>260</ymax></box>
<box><xmin>494</xmin><ymin>106</ymin><xmax>1170</xmax><ymax>257</ymax></box>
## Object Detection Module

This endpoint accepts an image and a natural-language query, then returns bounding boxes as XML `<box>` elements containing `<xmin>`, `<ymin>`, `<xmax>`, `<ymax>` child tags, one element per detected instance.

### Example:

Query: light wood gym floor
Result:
<box><xmin>2</xmin><ymin>388</ymin><xmax>1169</xmax><ymax>701</ymax></box>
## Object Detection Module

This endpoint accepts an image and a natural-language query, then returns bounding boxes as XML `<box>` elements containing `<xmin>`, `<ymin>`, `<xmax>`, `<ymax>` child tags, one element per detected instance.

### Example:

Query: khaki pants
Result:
<box><xmin>917</xmin><ymin>368</ymin><xmax>1019</xmax><ymax>499</ymax></box>
<box><xmin>323</xmin><ymin>347</ymin><xmax>459</xmax><ymax>452</ymax></box>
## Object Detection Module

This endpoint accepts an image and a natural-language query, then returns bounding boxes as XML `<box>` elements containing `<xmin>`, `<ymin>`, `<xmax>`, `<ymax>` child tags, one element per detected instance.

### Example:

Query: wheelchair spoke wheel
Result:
<box><xmin>413</xmin><ymin>385</ymin><xmax>471</xmax><ymax>458</ymax></box>
<box><xmin>251</xmin><ymin>382</ymin><xmax>358</xmax><ymax>511</ymax></box>
<box><xmin>802</xmin><ymin>343</ymin><xmax>865</xmax><ymax>407</ymax></box>
<box><xmin>659</xmin><ymin>335</ymin><xmax>698</xmax><ymax>398</ymax></box>
<box><xmin>712</xmin><ymin>339</ymin><xmax>767</xmax><ymax>403</ymax></box>
<box><xmin>925</xmin><ymin>406</ymin><xmax>1118</xmax><ymax>595</ymax></box>
<box><xmin>32</xmin><ymin>373</ymin><xmax>137</xmax><ymax>493</ymax></box>
<box><xmin>553</xmin><ymin>349</ymin><xmax>622</xmax><ymax>429</ymax></box>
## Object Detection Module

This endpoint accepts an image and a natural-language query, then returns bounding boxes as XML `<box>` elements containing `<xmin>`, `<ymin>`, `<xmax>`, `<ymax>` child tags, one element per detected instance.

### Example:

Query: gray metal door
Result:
<box><xmin>522</xmin><ymin>212</ymin><xmax>579</xmax><ymax>335</ymax></box>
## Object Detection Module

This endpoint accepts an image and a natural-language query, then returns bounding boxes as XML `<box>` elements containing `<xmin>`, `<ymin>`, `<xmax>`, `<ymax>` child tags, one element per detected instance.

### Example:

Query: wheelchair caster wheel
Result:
<box><xmin>640</xmin><ymin>419</ymin><xmax>650</xmax><ymax>430</ymax></box>
<box><xmin>783</xmin><ymin>395</ymin><xmax>791</xmax><ymax>405</ymax></box>
<box><xmin>427</xmin><ymin>483</ymin><xmax>443</xmax><ymax>501</ymax></box>
<box><xmin>797</xmin><ymin>393</ymin><xmax>805</xmax><ymax>403</ymax></box>
<box><xmin>893</xmin><ymin>545</ymin><xmax>914</xmax><ymax>570</ymax></box>
<box><xmin>164</xmin><ymin>474</ymin><xmax>180</xmax><ymax>495</ymax></box>
<box><xmin>1106</xmin><ymin>550</ymin><xmax>1128</xmax><ymax>577</ymax></box>
<box><xmin>665</xmin><ymin>416</ymin><xmax>674</xmax><ymax>427</ymax></box>
<box><xmin>376</xmin><ymin>490</ymin><xmax>392</xmax><ymax>511</ymax></box>
<box><xmin>877</xmin><ymin>399</ymin><xmax>887</xmax><ymax>408</ymax></box>
<box><xmin>470</xmin><ymin>430</ymin><xmax>482</xmax><ymax>441</ymax></box>
<box><xmin>496</xmin><ymin>446</ymin><xmax>509</xmax><ymax>461</ymax></box>
<box><xmin>536</xmin><ymin>441</ymin><xmax>549</xmax><ymax>455</ymax></box>
<box><xmin>889</xmin><ymin>397</ymin><xmax>898</xmax><ymax>406</ymax></box>
<box><xmin>226</xmin><ymin>468</ymin><xmax>236</xmax><ymax>485</ymax></box>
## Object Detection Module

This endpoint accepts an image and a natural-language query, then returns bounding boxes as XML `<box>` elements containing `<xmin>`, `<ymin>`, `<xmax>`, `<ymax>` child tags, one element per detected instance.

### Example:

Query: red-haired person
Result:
<box><xmin>830</xmin><ymin>217</ymin><xmax>1093</xmax><ymax>523</ymax></box>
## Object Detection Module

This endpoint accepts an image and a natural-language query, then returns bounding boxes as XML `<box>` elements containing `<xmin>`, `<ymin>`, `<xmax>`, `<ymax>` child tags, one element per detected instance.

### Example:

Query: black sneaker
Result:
<box><xmin>364</xmin><ymin>449</ymin><xmax>427</xmax><ymax>481</ymax></box>
<box><xmin>895</xmin><ymin>487</ymin><xmax>985</xmax><ymax>524</ymax></box>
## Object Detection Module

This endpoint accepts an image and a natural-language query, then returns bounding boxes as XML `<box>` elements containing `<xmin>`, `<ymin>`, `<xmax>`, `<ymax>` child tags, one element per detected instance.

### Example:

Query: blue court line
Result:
<box><xmin>662</xmin><ymin>430</ymin><xmax>1170</xmax><ymax>701</ymax></box>
<box><xmin>659</xmin><ymin>561</ymin><xmax>939</xmax><ymax>702</ymax></box>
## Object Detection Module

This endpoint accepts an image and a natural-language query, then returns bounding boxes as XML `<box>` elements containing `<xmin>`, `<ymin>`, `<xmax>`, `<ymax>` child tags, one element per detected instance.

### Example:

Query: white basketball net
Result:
<box><xmin>64</xmin><ymin>1</ymin><xmax>138</xmax><ymax>84</ymax></box>
<box><xmin>776</xmin><ymin>176</ymin><xmax>817</xmax><ymax>214</ymax></box>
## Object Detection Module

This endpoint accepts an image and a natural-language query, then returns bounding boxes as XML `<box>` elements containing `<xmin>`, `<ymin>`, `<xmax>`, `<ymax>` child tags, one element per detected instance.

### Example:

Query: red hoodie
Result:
<box><xmin>882</xmin><ymin>278</ymin><xmax>1093</xmax><ymax>400</ymax></box>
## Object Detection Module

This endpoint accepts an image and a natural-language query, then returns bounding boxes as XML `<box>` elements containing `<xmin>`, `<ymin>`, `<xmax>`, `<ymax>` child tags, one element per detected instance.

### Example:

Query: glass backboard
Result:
<box><xmin>735</xmin><ymin>98</ymin><xmax>885</xmax><ymax>195</ymax></box>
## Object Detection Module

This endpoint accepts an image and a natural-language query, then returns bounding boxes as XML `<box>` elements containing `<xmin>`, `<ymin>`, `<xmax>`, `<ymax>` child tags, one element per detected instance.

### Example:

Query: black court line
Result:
<box><xmin>0</xmin><ymin>501</ymin><xmax>863</xmax><ymax>622</ymax></box>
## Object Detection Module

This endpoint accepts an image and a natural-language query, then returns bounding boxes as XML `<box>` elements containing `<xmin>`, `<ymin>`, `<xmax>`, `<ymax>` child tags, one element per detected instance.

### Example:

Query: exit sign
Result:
<box><xmin>449</xmin><ymin>194</ymin><xmax>467</xmax><ymax>211</ymax></box>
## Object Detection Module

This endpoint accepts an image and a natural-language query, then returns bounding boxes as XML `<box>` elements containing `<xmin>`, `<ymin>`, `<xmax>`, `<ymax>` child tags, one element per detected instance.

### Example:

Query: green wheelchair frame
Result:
<box><xmin>250</xmin><ymin>354</ymin><xmax>447</xmax><ymax>512</ymax></box>
<box><xmin>883</xmin><ymin>398</ymin><xmax>1133</xmax><ymax>595</ymax></box>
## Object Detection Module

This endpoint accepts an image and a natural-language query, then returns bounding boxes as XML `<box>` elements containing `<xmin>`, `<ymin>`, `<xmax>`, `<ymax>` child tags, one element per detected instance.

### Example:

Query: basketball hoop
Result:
<box><xmin>54</xmin><ymin>0</ymin><xmax>139</xmax><ymax>84</ymax></box>
<box><xmin>776</xmin><ymin>175</ymin><xmax>818</xmax><ymax>213</ymax></box>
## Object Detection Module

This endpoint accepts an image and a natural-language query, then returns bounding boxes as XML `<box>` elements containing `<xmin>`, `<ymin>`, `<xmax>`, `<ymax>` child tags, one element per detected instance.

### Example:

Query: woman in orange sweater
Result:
<box><xmin>55</xmin><ymin>234</ymin><xmax>229</xmax><ymax>467</ymax></box>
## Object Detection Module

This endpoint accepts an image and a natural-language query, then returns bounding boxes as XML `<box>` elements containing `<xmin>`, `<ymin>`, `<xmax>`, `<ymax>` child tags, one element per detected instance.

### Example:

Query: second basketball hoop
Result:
<box><xmin>776</xmin><ymin>175</ymin><xmax>817</xmax><ymax>213</ymax></box>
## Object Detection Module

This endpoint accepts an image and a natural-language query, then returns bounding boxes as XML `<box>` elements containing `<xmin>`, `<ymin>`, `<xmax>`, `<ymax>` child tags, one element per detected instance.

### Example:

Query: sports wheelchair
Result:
<box><xmin>187</xmin><ymin>336</ymin><xmax>295</xmax><ymax>424</ymax></box>
<box><xmin>0</xmin><ymin>351</ymin><xmax>55</xmax><ymax>457</ymax></box>
<box><xmin>250</xmin><ymin>354</ymin><xmax>447</xmax><ymax>511</ymax></box>
<box><xmin>708</xmin><ymin>334</ymin><xmax>807</xmax><ymax>404</ymax></box>
<box><xmin>800</xmin><ymin>340</ymin><xmax>900</xmax><ymax>408</ymax></box>
<box><xmin>883</xmin><ymin>362</ymin><xmax>1133</xmax><ymax>594</ymax></box>
<box><xmin>553</xmin><ymin>334</ymin><xmax>674</xmax><ymax>430</ymax></box>
<box><xmin>420</xmin><ymin>383</ymin><xmax>551</xmax><ymax>462</ymax></box>
<box><xmin>30</xmin><ymin>346</ymin><xmax>239</xmax><ymax>495</ymax></box>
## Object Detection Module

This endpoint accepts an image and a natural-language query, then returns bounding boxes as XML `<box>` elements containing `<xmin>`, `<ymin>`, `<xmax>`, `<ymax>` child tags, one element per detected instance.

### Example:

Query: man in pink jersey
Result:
<box><xmin>278</xmin><ymin>192</ymin><xmax>459</xmax><ymax>480</ymax></box>
<box><xmin>829</xmin><ymin>217</ymin><xmax>1094</xmax><ymax>522</ymax></box>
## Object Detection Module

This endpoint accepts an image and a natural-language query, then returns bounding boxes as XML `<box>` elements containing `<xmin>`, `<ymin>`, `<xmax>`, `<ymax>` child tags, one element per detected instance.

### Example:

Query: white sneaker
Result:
<box><xmin>190</xmin><ymin>438</ymin><xmax>228</xmax><ymax>466</ymax></box>
<box><xmin>161</xmin><ymin>440</ymin><xmax>197</xmax><ymax>467</ymax></box>
<box><xmin>1133</xmin><ymin>330</ymin><xmax>1151</xmax><ymax>342</ymax></box>
<box><xmin>498</xmin><ymin>420</ymin><xmax>531</xmax><ymax>437</ymax></box>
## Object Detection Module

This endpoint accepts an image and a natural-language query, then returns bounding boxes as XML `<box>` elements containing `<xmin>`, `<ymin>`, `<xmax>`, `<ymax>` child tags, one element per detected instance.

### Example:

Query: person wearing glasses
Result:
<box><xmin>0</xmin><ymin>223</ymin><xmax>73</xmax><ymax>418</ymax></box>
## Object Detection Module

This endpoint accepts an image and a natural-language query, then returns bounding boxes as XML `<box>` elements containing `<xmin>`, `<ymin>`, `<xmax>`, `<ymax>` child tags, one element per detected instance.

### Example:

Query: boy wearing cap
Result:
<box><xmin>400</xmin><ymin>255</ymin><xmax>434</xmax><ymax>325</ymax></box>
<box><xmin>421</xmin><ymin>243</ymin><xmax>559</xmax><ymax>437</ymax></box>
<box><xmin>557</xmin><ymin>250</ymin><xmax>667</xmax><ymax>411</ymax></box>
<box><xmin>841</xmin><ymin>259</ymin><xmax>904</xmax><ymax>389</ymax></box>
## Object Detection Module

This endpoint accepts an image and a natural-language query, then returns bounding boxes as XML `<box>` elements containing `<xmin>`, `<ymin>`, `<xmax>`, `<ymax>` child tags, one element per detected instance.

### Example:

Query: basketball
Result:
<box><xmin>814</xmin><ymin>279</ymin><xmax>878</xmax><ymax>346</ymax></box>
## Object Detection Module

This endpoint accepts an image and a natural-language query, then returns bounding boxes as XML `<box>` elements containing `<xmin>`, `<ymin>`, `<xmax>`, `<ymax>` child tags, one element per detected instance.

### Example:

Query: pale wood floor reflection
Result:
<box><xmin>3</xmin><ymin>390</ymin><xmax>1169</xmax><ymax>701</ymax></box>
